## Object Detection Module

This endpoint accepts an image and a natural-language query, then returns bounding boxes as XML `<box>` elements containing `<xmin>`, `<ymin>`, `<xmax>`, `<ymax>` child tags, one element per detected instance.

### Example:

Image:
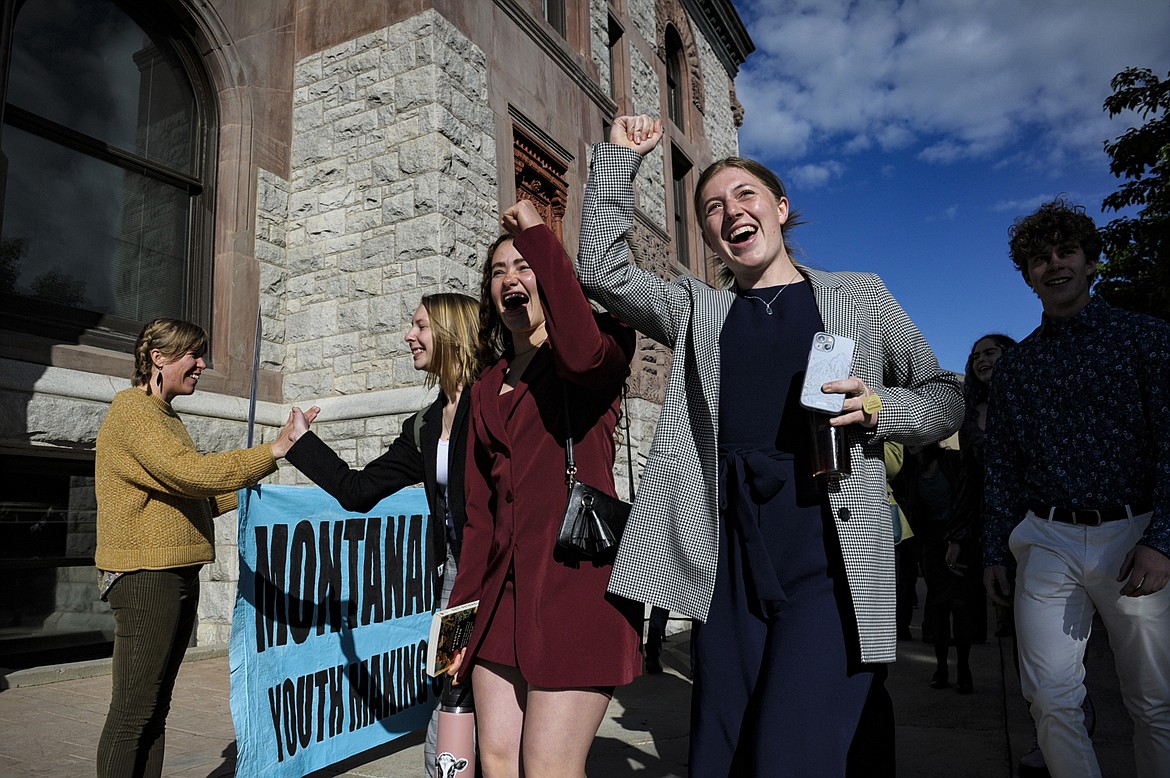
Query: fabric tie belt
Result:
<box><xmin>719</xmin><ymin>447</ymin><xmax>794</xmax><ymax>620</ymax></box>
<box><xmin>1029</xmin><ymin>501</ymin><xmax>1153</xmax><ymax>526</ymax></box>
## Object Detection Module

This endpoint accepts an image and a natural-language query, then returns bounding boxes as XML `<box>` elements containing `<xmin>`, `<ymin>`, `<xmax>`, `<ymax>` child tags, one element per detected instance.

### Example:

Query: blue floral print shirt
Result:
<box><xmin>983</xmin><ymin>297</ymin><xmax>1170</xmax><ymax>566</ymax></box>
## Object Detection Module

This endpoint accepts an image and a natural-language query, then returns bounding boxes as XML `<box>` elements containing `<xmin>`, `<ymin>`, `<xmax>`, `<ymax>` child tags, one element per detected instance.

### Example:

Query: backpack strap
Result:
<box><xmin>411</xmin><ymin>406</ymin><xmax>426</xmax><ymax>454</ymax></box>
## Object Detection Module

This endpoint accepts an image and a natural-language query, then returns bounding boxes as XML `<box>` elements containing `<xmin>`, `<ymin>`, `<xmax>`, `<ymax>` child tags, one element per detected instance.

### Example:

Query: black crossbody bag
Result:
<box><xmin>555</xmin><ymin>389</ymin><xmax>634</xmax><ymax>559</ymax></box>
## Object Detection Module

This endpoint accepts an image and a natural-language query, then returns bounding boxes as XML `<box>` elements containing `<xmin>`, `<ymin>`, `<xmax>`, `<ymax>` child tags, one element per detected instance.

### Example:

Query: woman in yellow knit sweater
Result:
<box><xmin>94</xmin><ymin>318</ymin><xmax>306</xmax><ymax>778</ymax></box>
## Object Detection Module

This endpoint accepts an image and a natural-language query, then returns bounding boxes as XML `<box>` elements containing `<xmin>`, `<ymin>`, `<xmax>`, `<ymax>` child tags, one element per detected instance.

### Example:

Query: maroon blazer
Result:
<box><xmin>449</xmin><ymin>224</ymin><xmax>642</xmax><ymax>688</ymax></box>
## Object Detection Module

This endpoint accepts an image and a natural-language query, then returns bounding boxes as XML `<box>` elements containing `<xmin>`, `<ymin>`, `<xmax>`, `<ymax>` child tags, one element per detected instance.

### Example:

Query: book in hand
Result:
<box><xmin>426</xmin><ymin>600</ymin><xmax>479</xmax><ymax>677</ymax></box>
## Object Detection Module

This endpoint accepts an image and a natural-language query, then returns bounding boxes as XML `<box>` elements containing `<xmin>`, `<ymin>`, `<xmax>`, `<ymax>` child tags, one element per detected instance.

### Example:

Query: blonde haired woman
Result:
<box><xmin>285</xmin><ymin>291</ymin><xmax>483</xmax><ymax>776</ymax></box>
<box><xmin>96</xmin><ymin>318</ymin><xmax>304</xmax><ymax>777</ymax></box>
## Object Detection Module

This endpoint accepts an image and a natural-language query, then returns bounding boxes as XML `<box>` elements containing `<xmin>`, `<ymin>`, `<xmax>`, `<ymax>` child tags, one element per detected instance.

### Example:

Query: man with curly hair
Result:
<box><xmin>983</xmin><ymin>197</ymin><xmax>1170</xmax><ymax>777</ymax></box>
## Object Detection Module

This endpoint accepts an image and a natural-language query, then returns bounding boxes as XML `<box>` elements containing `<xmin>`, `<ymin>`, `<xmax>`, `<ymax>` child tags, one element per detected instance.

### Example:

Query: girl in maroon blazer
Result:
<box><xmin>448</xmin><ymin>200</ymin><xmax>641</xmax><ymax>778</ymax></box>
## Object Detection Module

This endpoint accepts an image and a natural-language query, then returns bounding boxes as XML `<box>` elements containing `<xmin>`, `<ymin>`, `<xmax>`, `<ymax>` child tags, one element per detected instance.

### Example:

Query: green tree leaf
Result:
<box><xmin>1098</xmin><ymin>67</ymin><xmax>1170</xmax><ymax>320</ymax></box>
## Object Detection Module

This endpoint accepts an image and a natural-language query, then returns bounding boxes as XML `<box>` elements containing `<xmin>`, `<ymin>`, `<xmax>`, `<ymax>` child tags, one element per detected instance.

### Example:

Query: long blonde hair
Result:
<box><xmin>420</xmin><ymin>293</ymin><xmax>483</xmax><ymax>398</ymax></box>
<box><xmin>132</xmin><ymin>318</ymin><xmax>207</xmax><ymax>394</ymax></box>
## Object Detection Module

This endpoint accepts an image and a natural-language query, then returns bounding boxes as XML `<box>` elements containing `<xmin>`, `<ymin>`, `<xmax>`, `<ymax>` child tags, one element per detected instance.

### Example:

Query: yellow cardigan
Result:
<box><xmin>95</xmin><ymin>387</ymin><xmax>277</xmax><ymax>572</ymax></box>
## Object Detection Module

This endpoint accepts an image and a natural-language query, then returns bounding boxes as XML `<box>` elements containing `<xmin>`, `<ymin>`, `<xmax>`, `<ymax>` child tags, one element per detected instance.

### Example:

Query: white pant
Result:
<box><xmin>1010</xmin><ymin>512</ymin><xmax>1170</xmax><ymax>778</ymax></box>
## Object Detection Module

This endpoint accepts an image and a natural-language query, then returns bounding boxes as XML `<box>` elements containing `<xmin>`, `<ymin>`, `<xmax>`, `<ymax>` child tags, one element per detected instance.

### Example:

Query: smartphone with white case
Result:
<box><xmin>799</xmin><ymin>332</ymin><xmax>856</xmax><ymax>415</ymax></box>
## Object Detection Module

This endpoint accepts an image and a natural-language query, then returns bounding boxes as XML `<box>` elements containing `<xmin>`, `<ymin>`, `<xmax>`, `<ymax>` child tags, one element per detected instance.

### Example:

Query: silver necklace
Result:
<box><xmin>742</xmin><ymin>276</ymin><xmax>799</xmax><ymax>315</ymax></box>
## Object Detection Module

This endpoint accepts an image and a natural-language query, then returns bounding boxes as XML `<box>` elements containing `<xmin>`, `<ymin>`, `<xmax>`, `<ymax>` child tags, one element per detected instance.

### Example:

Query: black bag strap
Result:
<box><xmin>621</xmin><ymin>385</ymin><xmax>634</xmax><ymax>502</ymax></box>
<box><xmin>561</xmin><ymin>384</ymin><xmax>635</xmax><ymax>500</ymax></box>
<box><xmin>562</xmin><ymin>389</ymin><xmax>578</xmax><ymax>488</ymax></box>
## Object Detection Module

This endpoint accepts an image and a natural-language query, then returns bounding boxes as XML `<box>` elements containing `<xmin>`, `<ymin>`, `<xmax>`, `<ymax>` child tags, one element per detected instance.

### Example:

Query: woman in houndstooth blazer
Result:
<box><xmin>577</xmin><ymin>116</ymin><xmax>964</xmax><ymax>776</ymax></box>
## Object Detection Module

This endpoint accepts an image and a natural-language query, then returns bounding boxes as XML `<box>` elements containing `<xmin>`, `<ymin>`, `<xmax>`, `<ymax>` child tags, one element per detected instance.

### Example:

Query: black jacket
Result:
<box><xmin>286</xmin><ymin>390</ymin><xmax>472</xmax><ymax>591</ymax></box>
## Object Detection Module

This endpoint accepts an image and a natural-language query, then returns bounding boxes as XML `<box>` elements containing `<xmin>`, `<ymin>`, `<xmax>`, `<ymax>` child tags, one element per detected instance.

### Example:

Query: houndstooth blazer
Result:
<box><xmin>578</xmin><ymin>144</ymin><xmax>964</xmax><ymax>663</ymax></box>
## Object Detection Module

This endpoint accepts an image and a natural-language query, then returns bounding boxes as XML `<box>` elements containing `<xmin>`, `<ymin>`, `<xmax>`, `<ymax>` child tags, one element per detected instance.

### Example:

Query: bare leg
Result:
<box><xmin>522</xmin><ymin>686</ymin><xmax>611</xmax><ymax>778</ymax></box>
<box><xmin>472</xmin><ymin>661</ymin><xmax>527</xmax><ymax>778</ymax></box>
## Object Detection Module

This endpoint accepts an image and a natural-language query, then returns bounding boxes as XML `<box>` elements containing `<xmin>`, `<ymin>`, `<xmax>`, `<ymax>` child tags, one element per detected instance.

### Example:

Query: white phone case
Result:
<box><xmin>799</xmin><ymin>332</ymin><xmax>856</xmax><ymax>414</ymax></box>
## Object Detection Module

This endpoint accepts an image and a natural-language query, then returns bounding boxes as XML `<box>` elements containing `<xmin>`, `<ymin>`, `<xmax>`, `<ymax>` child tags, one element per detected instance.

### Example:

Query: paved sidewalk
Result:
<box><xmin>0</xmin><ymin>608</ymin><xmax>1136</xmax><ymax>777</ymax></box>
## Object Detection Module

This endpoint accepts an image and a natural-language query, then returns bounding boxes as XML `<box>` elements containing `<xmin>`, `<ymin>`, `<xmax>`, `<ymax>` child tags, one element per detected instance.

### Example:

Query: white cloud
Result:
<box><xmin>734</xmin><ymin>0</ymin><xmax>1170</xmax><ymax>169</ymax></box>
<box><xmin>784</xmin><ymin>160</ymin><xmax>846</xmax><ymax>190</ymax></box>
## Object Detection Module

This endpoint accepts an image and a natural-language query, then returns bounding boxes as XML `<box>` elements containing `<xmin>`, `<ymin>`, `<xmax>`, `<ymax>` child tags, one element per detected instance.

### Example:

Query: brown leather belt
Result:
<box><xmin>1028</xmin><ymin>501</ymin><xmax>1153</xmax><ymax>527</ymax></box>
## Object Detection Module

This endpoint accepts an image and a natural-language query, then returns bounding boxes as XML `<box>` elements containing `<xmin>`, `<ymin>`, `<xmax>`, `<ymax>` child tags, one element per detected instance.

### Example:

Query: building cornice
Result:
<box><xmin>678</xmin><ymin>0</ymin><xmax>755</xmax><ymax>78</ymax></box>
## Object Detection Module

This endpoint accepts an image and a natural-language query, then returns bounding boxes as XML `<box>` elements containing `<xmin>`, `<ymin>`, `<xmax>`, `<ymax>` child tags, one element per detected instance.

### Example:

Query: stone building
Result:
<box><xmin>0</xmin><ymin>0</ymin><xmax>752</xmax><ymax>667</ymax></box>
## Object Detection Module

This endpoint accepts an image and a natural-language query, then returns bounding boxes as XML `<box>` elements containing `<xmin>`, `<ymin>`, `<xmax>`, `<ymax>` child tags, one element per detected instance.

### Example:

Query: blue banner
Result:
<box><xmin>230</xmin><ymin>484</ymin><xmax>438</xmax><ymax>777</ymax></box>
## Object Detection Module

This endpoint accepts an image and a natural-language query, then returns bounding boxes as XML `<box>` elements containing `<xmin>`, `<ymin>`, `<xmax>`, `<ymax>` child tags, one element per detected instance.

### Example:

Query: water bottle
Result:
<box><xmin>435</xmin><ymin>677</ymin><xmax>475</xmax><ymax>778</ymax></box>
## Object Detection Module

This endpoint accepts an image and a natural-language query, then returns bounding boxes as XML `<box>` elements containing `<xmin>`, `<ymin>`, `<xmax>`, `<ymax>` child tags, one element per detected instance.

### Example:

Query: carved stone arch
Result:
<box><xmin>655</xmin><ymin>0</ymin><xmax>706</xmax><ymax>117</ymax></box>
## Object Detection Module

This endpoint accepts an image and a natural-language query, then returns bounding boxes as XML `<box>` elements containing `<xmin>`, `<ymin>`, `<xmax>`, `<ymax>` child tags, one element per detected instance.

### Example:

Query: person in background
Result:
<box><xmin>577</xmin><ymin>115</ymin><xmax>964</xmax><ymax>777</ymax></box>
<box><xmin>643</xmin><ymin>605</ymin><xmax>670</xmax><ymax>673</ymax></box>
<box><xmin>946</xmin><ymin>334</ymin><xmax>1016</xmax><ymax>646</ymax></box>
<box><xmin>95</xmin><ymin>318</ymin><xmax>305</xmax><ymax>778</ymax></box>
<box><xmin>983</xmin><ymin>198</ymin><xmax>1170</xmax><ymax>777</ymax></box>
<box><xmin>946</xmin><ymin>332</ymin><xmax>1076</xmax><ymax>769</ymax></box>
<box><xmin>284</xmin><ymin>292</ymin><xmax>483</xmax><ymax>777</ymax></box>
<box><xmin>447</xmin><ymin>200</ymin><xmax>641</xmax><ymax>778</ymax></box>
<box><xmin>886</xmin><ymin>440</ymin><xmax>918</xmax><ymax>641</ymax></box>
<box><xmin>903</xmin><ymin>442</ymin><xmax>964</xmax><ymax>691</ymax></box>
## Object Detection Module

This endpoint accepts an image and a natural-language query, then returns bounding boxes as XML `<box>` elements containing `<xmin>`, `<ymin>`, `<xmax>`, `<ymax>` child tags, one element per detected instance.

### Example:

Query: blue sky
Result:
<box><xmin>731</xmin><ymin>0</ymin><xmax>1170</xmax><ymax>372</ymax></box>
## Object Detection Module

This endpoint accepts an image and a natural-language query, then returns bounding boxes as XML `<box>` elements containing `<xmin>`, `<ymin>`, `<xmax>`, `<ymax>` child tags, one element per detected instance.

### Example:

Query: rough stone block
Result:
<box><xmin>346</xmin><ymin>208</ymin><xmax>381</xmax><ymax>234</ymax></box>
<box><xmin>293</xmin><ymin>100</ymin><xmax>324</xmax><ymax>134</ymax></box>
<box><xmin>343</xmin><ymin>161</ymin><xmax>372</xmax><ymax>188</ymax></box>
<box><xmin>382</xmin><ymin>189</ymin><xmax>414</xmax><ymax>222</ymax></box>
<box><xmin>334</xmin><ymin>373</ymin><xmax>367</xmax><ymax>395</ymax></box>
<box><xmin>287</xmin><ymin>244</ymin><xmax>325</xmax><ymax>276</ymax></box>
<box><xmin>292</xmin><ymin>129</ymin><xmax>334</xmax><ymax>167</ymax></box>
<box><xmin>305</xmin><ymin>209</ymin><xmax>347</xmax><ymax>240</ymax></box>
<box><xmin>395</xmin><ymin>213</ymin><xmax>452</xmax><ymax>259</ymax></box>
<box><xmin>300</xmin><ymin>163</ymin><xmax>346</xmax><ymax>191</ymax></box>
<box><xmin>319</xmin><ymin>185</ymin><xmax>355</xmax><ymax>211</ymax></box>
<box><xmin>395</xmin><ymin>65</ymin><xmax>442</xmax><ymax>112</ymax></box>
<box><xmin>260</xmin><ymin>339</ymin><xmax>285</xmax><ymax>371</ymax></box>
<box><xmin>294</xmin><ymin>53</ymin><xmax>324</xmax><ymax>89</ymax></box>
<box><xmin>399</xmin><ymin>135</ymin><xmax>452</xmax><ymax>175</ymax></box>
<box><xmin>291</xmin><ymin>340</ymin><xmax>325</xmax><ymax>371</ymax></box>
<box><xmin>285</xmin><ymin>370</ymin><xmax>333</xmax><ymax>398</ymax></box>
<box><xmin>348</xmin><ymin>48</ymin><xmax>381</xmax><ymax>75</ymax></box>
<box><xmin>336</xmin><ymin>248</ymin><xmax>364</xmax><ymax>273</ymax></box>
<box><xmin>361</xmin><ymin>233</ymin><xmax>396</xmax><ymax>265</ymax></box>
<box><xmin>322</xmin><ymin>98</ymin><xmax>364</xmax><ymax>126</ymax></box>
<box><xmin>323</xmin><ymin>332</ymin><xmax>360</xmax><ymax>358</ymax></box>
<box><xmin>321</xmin><ymin>39</ymin><xmax>357</xmax><ymax>68</ymax></box>
<box><xmin>346</xmin><ymin>270</ymin><xmax>381</xmax><ymax>298</ymax></box>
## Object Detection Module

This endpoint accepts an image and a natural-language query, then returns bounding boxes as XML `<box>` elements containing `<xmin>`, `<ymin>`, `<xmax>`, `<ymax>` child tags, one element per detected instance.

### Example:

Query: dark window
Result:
<box><xmin>1</xmin><ymin>0</ymin><xmax>212</xmax><ymax>351</ymax></box>
<box><xmin>542</xmin><ymin>0</ymin><xmax>566</xmax><ymax>38</ymax></box>
<box><xmin>665</xmin><ymin>25</ymin><xmax>685</xmax><ymax>130</ymax></box>
<box><xmin>0</xmin><ymin>453</ymin><xmax>111</xmax><ymax>669</ymax></box>
<box><xmin>672</xmin><ymin>145</ymin><xmax>692</xmax><ymax>268</ymax></box>
<box><xmin>606</xmin><ymin>15</ymin><xmax>622</xmax><ymax>99</ymax></box>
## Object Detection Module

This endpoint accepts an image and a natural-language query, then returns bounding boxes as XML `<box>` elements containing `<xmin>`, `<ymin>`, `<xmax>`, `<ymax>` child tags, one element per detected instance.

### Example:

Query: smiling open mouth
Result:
<box><xmin>503</xmin><ymin>291</ymin><xmax>529</xmax><ymax>310</ymax></box>
<box><xmin>728</xmin><ymin>225</ymin><xmax>757</xmax><ymax>244</ymax></box>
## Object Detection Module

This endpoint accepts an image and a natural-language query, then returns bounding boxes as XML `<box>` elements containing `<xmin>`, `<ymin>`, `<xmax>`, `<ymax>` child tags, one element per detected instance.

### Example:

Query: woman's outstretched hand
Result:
<box><xmin>610</xmin><ymin>115</ymin><xmax>663</xmax><ymax>156</ymax></box>
<box><xmin>500</xmin><ymin>200</ymin><xmax>545</xmax><ymax>235</ymax></box>
<box><xmin>270</xmin><ymin>405</ymin><xmax>320</xmax><ymax>458</ymax></box>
